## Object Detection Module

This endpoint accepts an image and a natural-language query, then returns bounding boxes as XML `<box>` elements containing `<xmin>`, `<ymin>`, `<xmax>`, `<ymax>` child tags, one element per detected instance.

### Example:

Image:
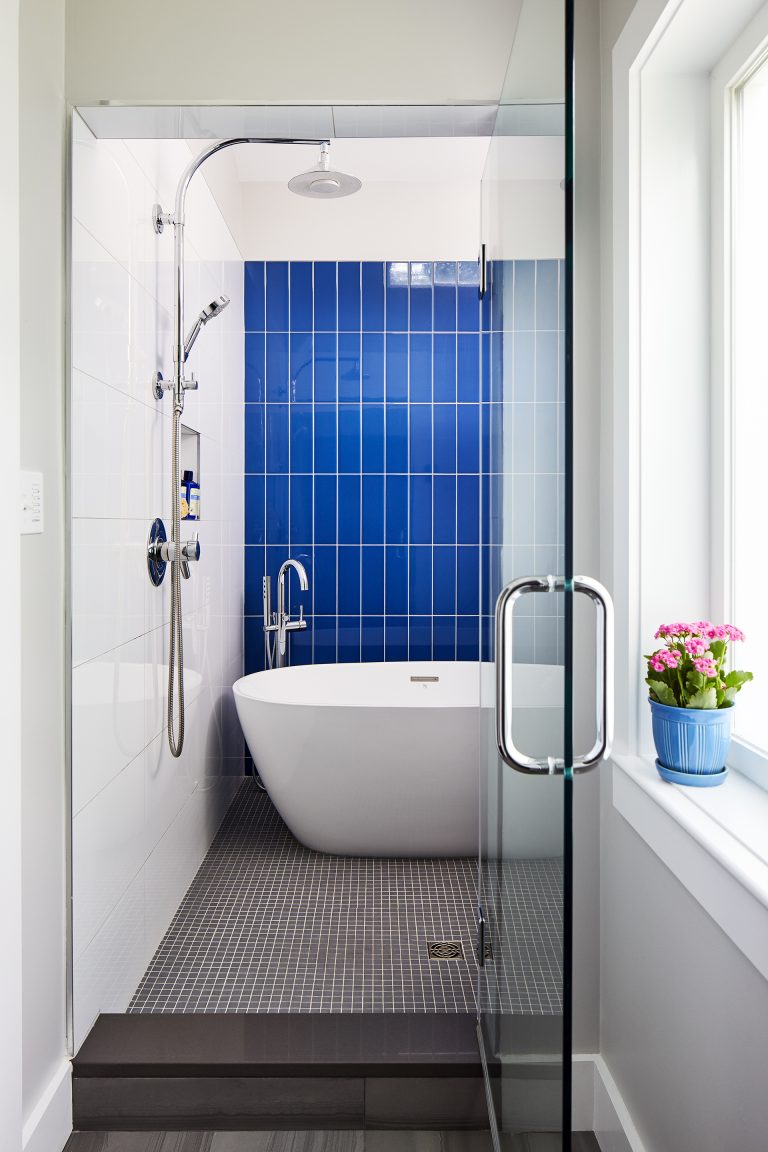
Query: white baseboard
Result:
<box><xmin>573</xmin><ymin>1054</ymin><xmax>647</xmax><ymax>1152</ymax></box>
<box><xmin>22</xmin><ymin>1059</ymin><xmax>72</xmax><ymax>1152</ymax></box>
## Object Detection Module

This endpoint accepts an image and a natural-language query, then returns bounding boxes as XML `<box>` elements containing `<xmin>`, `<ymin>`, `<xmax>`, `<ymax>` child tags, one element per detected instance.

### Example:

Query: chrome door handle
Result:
<box><xmin>495</xmin><ymin>575</ymin><xmax>614</xmax><ymax>775</ymax></box>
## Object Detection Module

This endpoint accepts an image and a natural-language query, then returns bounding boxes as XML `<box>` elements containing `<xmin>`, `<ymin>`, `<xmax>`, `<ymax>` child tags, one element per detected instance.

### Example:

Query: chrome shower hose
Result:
<box><xmin>167</xmin><ymin>402</ymin><xmax>185</xmax><ymax>757</ymax></box>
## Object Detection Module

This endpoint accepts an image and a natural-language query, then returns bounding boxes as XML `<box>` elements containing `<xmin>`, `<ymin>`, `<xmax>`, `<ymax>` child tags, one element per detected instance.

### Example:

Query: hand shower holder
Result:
<box><xmin>152</xmin><ymin>204</ymin><xmax>174</xmax><ymax>234</ymax></box>
<box><xmin>153</xmin><ymin>370</ymin><xmax>198</xmax><ymax>402</ymax></box>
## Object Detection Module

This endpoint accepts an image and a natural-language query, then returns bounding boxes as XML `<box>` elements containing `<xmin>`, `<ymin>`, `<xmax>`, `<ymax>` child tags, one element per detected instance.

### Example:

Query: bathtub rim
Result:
<box><xmin>232</xmin><ymin>659</ymin><xmax>563</xmax><ymax>711</ymax></box>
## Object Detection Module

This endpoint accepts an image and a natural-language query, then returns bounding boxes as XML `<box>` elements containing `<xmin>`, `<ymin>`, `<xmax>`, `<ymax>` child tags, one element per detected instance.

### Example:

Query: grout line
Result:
<box><xmin>243</xmin><ymin>259</ymin><xmax>562</xmax><ymax>672</ymax></box>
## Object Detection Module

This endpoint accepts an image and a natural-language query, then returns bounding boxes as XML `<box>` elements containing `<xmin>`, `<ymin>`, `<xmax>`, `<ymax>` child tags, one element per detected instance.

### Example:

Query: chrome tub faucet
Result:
<box><xmin>263</xmin><ymin>558</ymin><xmax>309</xmax><ymax>668</ymax></box>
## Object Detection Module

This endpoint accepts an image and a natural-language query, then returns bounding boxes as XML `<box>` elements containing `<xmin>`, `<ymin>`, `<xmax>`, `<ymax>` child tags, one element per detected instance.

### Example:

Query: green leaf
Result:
<box><xmin>721</xmin><ymin>687</ymin><xmax>738</xmax><ymax>707</ymax></box>
<box><xmin>647</xmin><ymin>678</ymin><xmax>677</xmax><ymax>707</ymax></box>
<box><xmin>724</xmin><ymin>669</ymin><xmax>753</xmax><ymax>689</ymax></box>
<box><xmin>686</xmin><ymin>687</ymin><xmax>718</xmax><ymax>710</ymax></box>
<box><xmin>686</xmin><ymin>671</ymin><xmax>705</xmax><ymax>692</ymax></box>
<box><xmin>710</xmin><ymin>639</ymin><xmax>727</xmax><ymax>660</ymax></box>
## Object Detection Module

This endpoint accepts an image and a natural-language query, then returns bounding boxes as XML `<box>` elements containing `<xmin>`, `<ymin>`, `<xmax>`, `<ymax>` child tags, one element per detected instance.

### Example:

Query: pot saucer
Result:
<box><xmin>655</xmin><ymin>760</ymin><xmax>728</xmax><ymax>787</ymax></box>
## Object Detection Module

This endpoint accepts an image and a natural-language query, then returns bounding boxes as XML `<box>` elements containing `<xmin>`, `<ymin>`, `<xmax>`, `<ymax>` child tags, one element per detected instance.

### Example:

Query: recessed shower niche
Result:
<box><xmin>179</xmin><ymin>424</ymin><xmax>201</xmax><ymax>517</ymax></box>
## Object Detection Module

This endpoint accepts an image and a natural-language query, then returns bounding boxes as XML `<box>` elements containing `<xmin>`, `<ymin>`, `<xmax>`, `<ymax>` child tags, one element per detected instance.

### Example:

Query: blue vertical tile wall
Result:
<box><xmin>244</xmin><ymin>260</ymin><xmax>489</xmax><ymax>670</ymax></box>
<box><xmin>481</xmin><ymin>259</ymin><xmax>566</xmax><ymax>665</ymax></box>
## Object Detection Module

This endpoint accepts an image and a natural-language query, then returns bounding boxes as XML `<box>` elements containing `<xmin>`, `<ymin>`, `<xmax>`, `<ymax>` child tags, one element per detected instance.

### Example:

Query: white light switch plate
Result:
<box><xmin>20</xmin><ymin>471</ymin><xmax>44</xmax><ymax>534</ymax></box>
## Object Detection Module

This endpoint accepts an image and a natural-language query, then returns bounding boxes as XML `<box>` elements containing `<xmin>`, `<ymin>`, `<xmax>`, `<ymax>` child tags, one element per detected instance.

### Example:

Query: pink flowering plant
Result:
<box><xmin>645</xmin><ymin>622</ymin><xmax>753</xmax><ymax>710</ymax></box>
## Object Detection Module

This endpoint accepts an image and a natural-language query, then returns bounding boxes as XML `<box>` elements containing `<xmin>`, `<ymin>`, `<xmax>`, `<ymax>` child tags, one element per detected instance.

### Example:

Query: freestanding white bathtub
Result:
<box><xmin>233</xmin><ymin>661</ymin><xmax>480</xmax><ymax>856</ymax></box>
<box><xmin>233</xmin><ymin>660</ymin><xmax>562</xmax><ymax>858</ymax></box>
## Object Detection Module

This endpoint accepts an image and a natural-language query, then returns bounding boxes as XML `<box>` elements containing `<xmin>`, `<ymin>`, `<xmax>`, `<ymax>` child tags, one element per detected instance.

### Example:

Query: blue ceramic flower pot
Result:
<box><xmin>649</xmin><ymin>699</ymin><xmax>733</xmax><ymax>786</ymax></box>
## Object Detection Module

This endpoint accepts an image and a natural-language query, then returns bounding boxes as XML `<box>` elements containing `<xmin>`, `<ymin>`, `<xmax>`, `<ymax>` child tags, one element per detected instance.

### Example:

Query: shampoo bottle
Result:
<box><xmin>185</xmin><ymin>470</ymin><xmax>200</xmax><ymax>520</ymax></box>
<box><xmin>180</xmin><ymin>471</ymin><xmax>191</xmax><ymax>520</ymax></box>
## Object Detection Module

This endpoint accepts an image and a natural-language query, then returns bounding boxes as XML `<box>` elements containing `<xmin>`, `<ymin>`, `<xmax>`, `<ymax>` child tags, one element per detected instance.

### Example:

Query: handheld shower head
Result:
<box><xmin>203</xmin><ymin>295</ymin><xmax>230</xmax><ymax>321</ymax></box>
<box><xmin>184</xmin><ymin>294</ymin><xmax>231</xmax><ymax>359</ymax></box>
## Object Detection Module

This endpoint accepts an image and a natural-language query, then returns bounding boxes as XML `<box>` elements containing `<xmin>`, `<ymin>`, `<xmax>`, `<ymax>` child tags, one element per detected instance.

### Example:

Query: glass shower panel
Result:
<box><xmin>477</xmin><ymin>1</ymin><xmax>572</xmax><ymax>1146</ymax></box>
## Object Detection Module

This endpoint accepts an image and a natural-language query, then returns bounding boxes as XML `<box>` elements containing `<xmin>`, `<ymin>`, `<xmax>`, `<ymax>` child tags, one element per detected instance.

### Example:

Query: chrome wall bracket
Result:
<box><xmin>147</xmin><ymin>517</ymin><xmax>167</xmax><ymax>587</ymax></box>
<box><xmin>152</xmin><ymin>370</ymin><xmax>198</xmax><ymax>402</ymax></box>
<box><xmin>152</xmin><ymin>370</ymin><xmax>168</xmax><ymax>400</ymax></box>
<box><xmin>152</xmin><ymin>203</ymin><xmax>174</xmax><ymax>234</ymax></box>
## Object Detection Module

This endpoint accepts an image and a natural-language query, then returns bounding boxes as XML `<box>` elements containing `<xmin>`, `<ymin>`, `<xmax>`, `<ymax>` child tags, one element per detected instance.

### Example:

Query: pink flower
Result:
<box><xmin>684</xmin><ymin>637</ymin><xmax>708</xmax><ymax>656</ymax></box>
<box><xmin>693</xmin><ymin>657</ymin><xmax>717</xmax><ymax>678</ymax></box>
<box><xmin>655</xmin><ymin>623</ymin><xmax>690</xmax><ymax>638</ymax></box>
<box><xmin>691</xmin><ymin>620</ymin><xmax>713</xmax><ymax>636</ymax></box>
<box><xmin>724</xmin><ymin>624</ymin><xmax>745</xmax><ymax>642</ymax></box>
<box><xmin>649</xmin><ymin>649</ymin><xmax>680</xmax><ymax>672</ymax></box>
<box><xmin>704</xmin><ymin>625</ymin><xmax>728</xmax><ymax>640</ymax></box>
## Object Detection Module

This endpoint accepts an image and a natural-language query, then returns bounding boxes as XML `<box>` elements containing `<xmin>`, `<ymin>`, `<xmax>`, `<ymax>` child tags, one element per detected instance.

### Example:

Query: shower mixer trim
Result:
<box><xmin>152</xmin><ymin>135</ymin><xmax>358</xmax><ymax>756</ymax></box>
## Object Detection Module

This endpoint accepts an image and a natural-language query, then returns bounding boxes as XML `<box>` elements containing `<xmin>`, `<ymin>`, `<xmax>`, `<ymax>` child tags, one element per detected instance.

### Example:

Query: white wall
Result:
<box><xmin>17</xmin><ymin>0</ymin><xmax>72</xmax><ymax>1148</ymax></box>
<box><xmin>2</xmin><ymin>0</ymin><xmax>25</xmax><ymax>1147</ymax></box>
<box><xmin>601</xmin><ymin>794</ymin><xmax>768</xmax><ymax>1150</ymax></box>
<box><xmin>70</xmin><ymin>119</ymin><xmax>245</xmax><ymax>1047</ymax></box>
<box><xmin>64</xmin><ymin>0</ymin><xmax>525</xmax><ymax>107</ymax></box>
<box><xmin>196</xmin><ymin>134</ymin><xmax>563</xmax><ymax>262</ymax></box>
<box><xmin>235</xmin><ymin>182</ymin><xmax>483</xmax><ymax>260</ymax></box>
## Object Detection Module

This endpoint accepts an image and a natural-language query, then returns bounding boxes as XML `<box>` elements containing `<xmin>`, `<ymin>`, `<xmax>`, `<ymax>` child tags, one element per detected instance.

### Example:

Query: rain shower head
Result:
<box><xmin>288</xmin><ymin>142</ymin><xmax>362</xmax><ymax>199</ymax></box>
<box><xmin>184</xmin><ymin>294</ymin><xmax>231</xmax><ymax>359</ymax></box>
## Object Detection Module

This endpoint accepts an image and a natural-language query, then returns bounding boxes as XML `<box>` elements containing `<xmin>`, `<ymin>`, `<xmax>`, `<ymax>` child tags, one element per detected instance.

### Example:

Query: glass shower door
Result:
<box><xmin>477</xmin><ymin>3</ymin><xmax>612</xmax><ymax>1147</ymax></box>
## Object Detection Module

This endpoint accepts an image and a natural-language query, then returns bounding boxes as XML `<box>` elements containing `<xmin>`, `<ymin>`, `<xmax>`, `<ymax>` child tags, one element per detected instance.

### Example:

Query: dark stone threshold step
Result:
<box><xmin>74</xmin><ymin>1013</ymin><xmax>483</xmax><ymax>1079</ymax></box>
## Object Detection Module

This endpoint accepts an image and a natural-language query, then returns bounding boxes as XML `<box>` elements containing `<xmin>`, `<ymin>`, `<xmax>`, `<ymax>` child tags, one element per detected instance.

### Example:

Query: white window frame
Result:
<box><xmin>608</xmin><ymin>0</ymin><xmax>768</xmax><ymax>976</ymax></box>
<box><xmin>711</xmin><ymin>3</ymin><xmax>768</xmax><ymax>791</ymax></box>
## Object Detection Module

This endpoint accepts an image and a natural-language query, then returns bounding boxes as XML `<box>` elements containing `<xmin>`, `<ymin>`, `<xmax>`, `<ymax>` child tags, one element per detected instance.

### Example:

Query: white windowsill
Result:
<box><xmin>611</xmin><ymin>753</ymin><xmax>768</xmax><ymax>981</ymax></box>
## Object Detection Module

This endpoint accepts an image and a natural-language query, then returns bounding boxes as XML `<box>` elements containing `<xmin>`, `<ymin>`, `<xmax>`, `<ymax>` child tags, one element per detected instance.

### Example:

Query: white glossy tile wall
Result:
<box><xmin>71</xmin><ymin>115</ymin><xmax>244</xmax><ymax>1048</ymax></box>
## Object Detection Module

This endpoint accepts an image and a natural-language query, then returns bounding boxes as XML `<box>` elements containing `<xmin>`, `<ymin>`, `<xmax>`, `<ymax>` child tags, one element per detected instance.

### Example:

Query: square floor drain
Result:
<box><xmin>427</xmin><ymin>940</ymin><xmax>464</xmax><ymax>960</ymax></box>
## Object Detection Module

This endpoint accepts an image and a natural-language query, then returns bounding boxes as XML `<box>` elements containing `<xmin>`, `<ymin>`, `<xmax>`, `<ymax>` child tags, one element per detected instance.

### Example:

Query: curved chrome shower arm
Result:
<box><xmin>158</xmin><ymin>136</ymin><xmax>330</xmax><ymax>399</ymax></box>
<box><xmin>171</xmin><ymin>137</ymin><xmax>330</xmax><ymax>224</ymax></box>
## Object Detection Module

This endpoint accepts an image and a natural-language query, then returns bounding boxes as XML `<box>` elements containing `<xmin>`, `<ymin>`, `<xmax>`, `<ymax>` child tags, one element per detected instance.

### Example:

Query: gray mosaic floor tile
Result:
<box><xmin>129</xmin><ymin>781</ymin><xmax>562</xmax><ymax>1016</ymax></box>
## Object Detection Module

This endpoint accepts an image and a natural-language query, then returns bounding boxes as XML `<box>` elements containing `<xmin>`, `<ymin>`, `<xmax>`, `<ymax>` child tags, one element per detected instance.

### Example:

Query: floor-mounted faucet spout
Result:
<box><xmin>263</xmin><ymin>558</ymin><xmax>309</xmax><ymax>668</ymax></box>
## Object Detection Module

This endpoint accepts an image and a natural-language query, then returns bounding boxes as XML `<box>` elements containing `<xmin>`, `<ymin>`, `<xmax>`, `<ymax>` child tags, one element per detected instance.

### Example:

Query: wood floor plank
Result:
<box><xmin>210</xmin><ymin>1136</ymin><xmax>365</xmax><ymax>1152</ymax></box>
<box><xmin>440</xmin><ymin>1131</ymin><xmax>495</xmax><ymax>1151</ymax></box>
<box><xmin>366</xmin><ymin>1132</ymin><xmax>442</xmax><ymax>1152</ymax></box>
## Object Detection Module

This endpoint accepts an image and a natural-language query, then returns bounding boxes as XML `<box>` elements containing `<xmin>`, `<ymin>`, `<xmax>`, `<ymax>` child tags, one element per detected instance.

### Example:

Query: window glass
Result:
<box><xmin>732</xmin><ymin>59</ymin><xmax>768</xmax><ymax>753</ymax></box>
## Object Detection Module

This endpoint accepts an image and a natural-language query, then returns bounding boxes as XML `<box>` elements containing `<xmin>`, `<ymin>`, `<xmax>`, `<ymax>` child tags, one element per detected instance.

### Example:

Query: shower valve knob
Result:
<box><xmin>181</xmin><ymin>534</ymin><xmax>200</xmax><ymax>563</ymax></box>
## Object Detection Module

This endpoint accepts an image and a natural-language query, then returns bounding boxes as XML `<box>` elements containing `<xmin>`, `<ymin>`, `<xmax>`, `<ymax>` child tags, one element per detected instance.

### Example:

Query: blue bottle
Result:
<box><xmin>181</xmin><ymin>470</ymin><xmax>200</xmax><ymax>520</ymax></box>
